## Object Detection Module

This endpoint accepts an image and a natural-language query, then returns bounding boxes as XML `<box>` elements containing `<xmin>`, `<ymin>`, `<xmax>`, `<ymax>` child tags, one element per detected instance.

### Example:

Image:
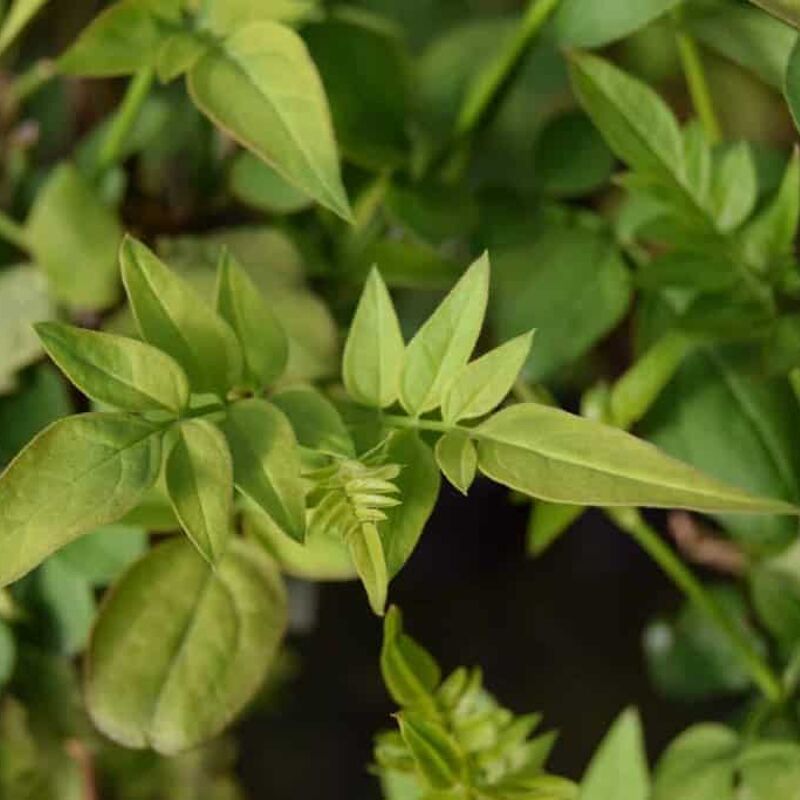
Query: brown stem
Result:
<box><xmin>65</xmin><ymin>739</ymin><xmax>98</xmax><ymax>800</ymax></box>
<box><xmin>668</xmin><ymin>511</ymin><xmax>747</xmax><ymax>577</ymax></box>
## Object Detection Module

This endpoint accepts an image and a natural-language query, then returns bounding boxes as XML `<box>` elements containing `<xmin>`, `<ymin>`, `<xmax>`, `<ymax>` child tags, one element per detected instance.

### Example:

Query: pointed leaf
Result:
<box><xmin>711</xmin><ymin>142</ymin><xmax>757</xmax><ymax>232</ymax></box>
<box><xmin>435</xmin><ymin>431</ymin><xmax>477</xmax><ymax>495</ymax></box>
<box><xmin>400</xmin><ymin>254</ymin><xmax>489</xmax><ymax>415</ymax></box>
<box><xmin>397</xmin><ymin>711</ymin><xmax>464</xmax><ymax>790</ymax></box>
<box><xmin>187</xmin><ymin>21</ymin><xmax>351</xmax><ymax>220</ymax></box>
<box><xmin>0</xmin><ymin>413</ymin><xmax>162</xmax><ymax>586</ymax></box>
<box><xmin>348</xmin><ymin>521</ymin><xmax>388</xmax><ymax>616</ymax></box>
<box><xmin>0</xmin><ymin>0</ymin><xmax>51</xmax><ymax>57</ymax></box>
<box><xmin>86</xmin><ymin>537</ymin><xmax>286</xmax><ymax>754</ymax></box>
<box><xmin>557</xmin><ymin>0</ymin><xmax>679</xmax><ymax>48</ymax></box>
<box><xmin>120</xmin><ymin>236</ymin><xmax>242</xmax><ymax>396</ymax></box>
<box><xmin>343</xmin><ymin>267</ymin><xmax>405</xmax><ymax>409</ymax></box>
<box><xmin>215</xmin><ymin>250</ymin><xmax>288</xmax><ymax>388</ymax></box>
<box><xmin>750</xmin><ymin>0</ymin><xmax>800</xmax><ymax>29</ymax></box>
<box><xmin>36</xmin><ymin>321</ymin><xmax>189</xmax><ymax>414</ymax></box>
<box><xmin>475</xmin><ymin>403</ymin><xmax>799</xmax><ymax>514</ymax></box>
<box><xmin>221</xmin><ymin>399</ymin><xmax>306</xmax><ymax>541</ymax></box>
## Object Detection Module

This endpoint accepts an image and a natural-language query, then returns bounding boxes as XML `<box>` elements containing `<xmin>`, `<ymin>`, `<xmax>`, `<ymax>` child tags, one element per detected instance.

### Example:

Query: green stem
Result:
<box><xmin>0</xmin><ymin>208</ymin><xmax>29</xmax><ymax>252</ymax></box>
<box><xmin>182</xmin><ymin>401</ymin><xmax>227</xmax><ymax>420</ymax></box>
<box><xmin>383</xmin><ymin>414</ymin><xmax>453</xmax><ymax>434</ymax></box>
<box><xmin>607</xmin><ymin>507</ymin><xmax>783</xmax><ymax>703</ymax></box>
<box><xmin>94</xmin><ymin>66</ymin><xmax>155</xmax><ymax>177</ymax></box>
<box><xmin>673</xmin><ymin>11</ymin><xmax>722</xmax><ymax>144</ymax></box>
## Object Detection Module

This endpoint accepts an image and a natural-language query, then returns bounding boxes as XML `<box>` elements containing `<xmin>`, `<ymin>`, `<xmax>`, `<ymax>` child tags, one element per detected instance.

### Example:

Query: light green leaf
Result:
<box><xmin>0</xmin><ymin>620</ymin><xmax>14</xmax><ymax>687</ymax></box>
<box><xmin>25</xmin><ymin>162</ymin><xmax>122</xmax><ymax>310</ymax></box>
<box><xmin>155</xmin><ymin>30</ymin><xmax>207</xmax><ymax>83</ymax></box>
<box><xmin>36</xmin><ymin>321</ymin><xmax>190</xmax><ymax>414</ymax></box>
<box><xmin>435</xmin><ymin>431</ymin><xmax>477</xmax><ymax>496</ymax></box>
<box><xmin>229</xmin><ymin>151</ymin><xmax>312</xmax><ymax>215</ymax></box>
<box><xmin>86</xmin><ymin>537</ymin><xmax>286</xmax><ymax>754</ymax></box>
<box><xmin>343</xmin><ymin>267</ymin><xmax>405</xmax><ymax>409</ymax></box>
<box><xmin>166</xmin><ymin>419</ymin><xmax>233</xmax><ymax>565</ymax></box>
<box><xmin>579</xmin><ymin>708</ymin><xmax>648</xmax><ymax>800</ymax></box>
<box><xmin>738</xmin><ymin>741</ymin><xmax>800</xmax><ymax>799</ymax></box>
<box><xmin>54</xmin><ymin>524</ymin><xmax>147</xmax><ymax>586</ymax></box>
<box><xmin>652</xmin><ymin>725</ymin><xmax>738</xmax><ymax>800</ymax></box>
<box><xmin>442</xmin><ymin>331</ymin><xmax>533</xmax><ymax>423</ymax></box>
<box><xmin>750</xmin><ymin>0</ymin><xmax>800</xmax><ymax>29</ymax></box>
<box><xmin>400</xmin><ymin>254</ymin><xmax>489</xmax><ymax>415</ymax></box>
<box><xmin>527</xmin><ymin>502</ymin><xmax>583</xmax><ymax>557</ymax></box>
<box><xmin>557</xmin><ymin>0</ymin><xmax>679</xmax><ymax>48</ymax></box>
<box><xmin>380</xmin><ymin>431</ymin><xmax>441</xmax><ymax>577</ymax></box>
<box><xmin>750</xmin><ymin>565</ymin><xmax>800</xmax><ymax>656</ymax></box>
<box><xmin>60</xmin><ymin>0</ymin><xmax>181</xmax><ymax>77</ymax></box>
<box><xmin>215</xmin><ymin>250</ymin><xmax>288</xmax><ymax>388</ymax></box>
<box><xmin>0</xmin><ymin>0</ymin><xmax>50</xmax><ymax>57</ymax></box>
<box><xmin>121</xmin><ymin>236</ymin><xmax>242</xmax><ymax>396</ymax></box>
<box><xmin>270</xmin><ymin>386</ymin><xmax>354</xmax><ymax>457</ymax></box>
<box><xmin>790</xmin><ymin>37</ymin><xmax>800</xmax><ymax>128</ymax></box>
<box><xmin>348</xmin><ymin>521</ymin><xmax>388</xmax><ymax>616</ymax></box>
<box><xmin>475</xmin><ymin>403</ymin><xmax>799</xmax><ymax>514</ymax></box>
<box><xmin>397</xmin><ymin>712</ymin><xmax>464</xmax><ymax>791</ymax></box>
<box><xmin>711</xmin><ymin>142</ymin><xmax>757</xmax><ymax>232</ymax></box>
<box><xmin>187</xmin><ymin>21</ymin><xmax>351</xmax><ymax>220</ymax></box>
<box><xmin>221</xmin><ymin>399</ymin><xmax>306</xmax><ymax>542</ymax></box>
<box><xmin>0</xmin><ymin>413</ymin><xmax>162</xmax><ymax>587</ymax></box>
<box><xmin>200</xmin><ymin>0</ymin><xmax>319</xmax><ymax>34</ymax></box>
<box><xmin>381</xmin><ymin>606</ymin><xmax>441</xmax><ymax>709</ymax></box>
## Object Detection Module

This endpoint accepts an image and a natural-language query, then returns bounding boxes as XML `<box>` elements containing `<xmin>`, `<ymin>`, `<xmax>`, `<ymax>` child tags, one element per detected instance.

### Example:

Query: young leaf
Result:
<box><xmin>435</xmin><ymin>431</ymin><xmax>477</xmax><ymax>495</ymax></box>
<box><xmin>54</xmin><ymin>524</ymin><xmax>147</xmax><ymax>587</ymax></box>
<box><xmin>0</xmin><ymin>0</ymin><xmax>50</xmax><ymax>58</ymax></box>
<box><xmin>229</xmin><ymin>151</ymin><xmax>313</xmax><ymax>215</ymax></box>
<box><xmin>400</xmin><ymin>254</ymin><xmax>489</xmax><ymax>415</ymax></box>
<box><xmin>442</xmin><ymin>331</ymin><xmax>534</xmax><ymax>423</ymax></box>
<box><xmin>527</xmin><ymin>502</ymin><xmax>583</xmax><ymax>557</ymax></box>
<box><xmin>381</xmin><ymin>606</ymin><xmax>441</xmax><ymax>709</ymax></box>
<box><xmin>579</xmin><ymin>708</ymin><xmax>649</xmax><ymax>800</ymax></box>
<box><xmin>166</xmin><ymin>419</ymin><xmax>234</xmax><ymax>565</ymax></box>
<box><xmin>348</xmin><ymin>521</ymin><xmax>388</xmax><ymax>616</ymax></box>
<box><xmin>86</xmin><ymin>537</ymin><xmax>286</xmax><ymax>754</ymax></box>
<box><xmin>270</xmin><ymin>386</ymin><xmax>355</xmax><ymax>457</ymax></box>
<box><xmin>711</xmin><ymin>142</ymin><xmax>757</xmax><ymax>232</ymax></box>
<box><xmin>221</xmin><ymin>399</ymin><xmax>306</xmax><ymax>542</ymax></box>
<box><xmin>187</xmin><ymin>21</ymin><xmax>352</xmax><ymax>220</ymax></box>
<box><xmin>215</xmin><ymin>250</ymin><xmax>288</xmax><ymax>388</ymax></box>
<box><xmin>0</xmin><ymin>413</ymin><xmax>162</xmax><ymax>587</ymax></box>
<box><xmin>738</xmin><ymin>741</ymin><xmax>800</xmax><ymax>799</ymax></box>
<box><xmin>60</xmin><ymin>0</ymin><xmax>181</xmax><ymax>77</ymax></box>
<box><xmin>200</xmin><ymin>0</ymin><xmax>318</xmax><ymax>34</ymax></box>
<box><xmin>343</xmin><ymin>268</ymin><xmax>405</xmax><ymax>409</ymax></box>
<box><xmin>396</xmin><ymin>712</ymin><xmax>464</xmax><ymax>790</ymax></box>
<box><xmin>25</xmin><ymin>163</ymin><xmax>122</xmax><ymax>311</ymax></box>
<box><xmin>155</xmin><ymin>31</ymin><xmax>208</xmax><ymax>83</ymax></box>
<box><xmin>120</xmin><ymin>236</ymin><xmax>243</xmax><ymax>396</ymax></box>
<box><xmin>475</xmin><ymin>403</ymin><xmax>799</xmax><ymax>514</ymax></box>
<box><xmin>35</xmin><ymin>322</ymin><xmax>190</xmax><ymax>415</ymax></box>
<box><xmin>557</xmin><ymin>0</ymin><xmax>679</xmax><ymax>48</ymax></box>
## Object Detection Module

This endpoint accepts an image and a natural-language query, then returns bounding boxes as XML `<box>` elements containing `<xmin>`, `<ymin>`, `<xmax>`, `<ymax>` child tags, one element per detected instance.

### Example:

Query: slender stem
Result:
<box><xmin>0</xmin><ymin>208</ymin><xmax>28</xmax><ymax>251</ymax></box>
<box><xmin>182</xmin><ymin>401</ymin><xmax>226</xmax><ymax>420</ymax></box>
<box><xmin>5</xmin><ymin>59</ymin><xmax>57</xmax><ymax>112</ymax></box>
<box><xmin>382</xmin><ymin>414</ymin><xmax>453</xmax><ymax>434</ymax></box>
<box><xmin>672</xmin><ymin>10</ymin><xmax>722</xmax><ymax>144</ymax></box>
<box><xmin>94</xmin><ymin>66</ymin><xmax>155</xmax><ymax>177</ymax></box>
<box><xmin>607</xmin><ymin>507</ymin><xmax>783</xmax><ymax>703</ymax></box>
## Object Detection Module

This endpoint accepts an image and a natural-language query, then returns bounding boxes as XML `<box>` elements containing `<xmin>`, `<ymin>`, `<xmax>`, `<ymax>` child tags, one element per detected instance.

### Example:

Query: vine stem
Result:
<box><xmin>607</xmin><ymin>507</ymin><xmax>783</xmax><ymax>704</ymax></box>
<box><xmin>672</xmin><ymin>10</ymin><xmax>722</xmax><ymax>144</ymax></box>
<box><xmin>93</xmin><ymin>66</ymin><xmax>155</xmax><ymax>177</ymax></box>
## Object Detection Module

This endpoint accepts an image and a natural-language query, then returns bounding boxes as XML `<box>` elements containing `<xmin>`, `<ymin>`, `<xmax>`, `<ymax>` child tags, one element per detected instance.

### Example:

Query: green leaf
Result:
<box><xmin>738</xmin><ymin>741</ymin><xmax>800</xmax><ymax>799</ymax></box>
<box><xmin>381</xmin><ymin>606</ymin><xmax>441</xmax><ymax>709</ymax></box>
<box><xmin>442</xmin><ymin>331</ymin><xmax>533</xmax><ymax>423</ymax></box>
<box><xmin>0</xmin><ymin>0</ymin><xmax>50</xmax><ymax>57</ymax></box>
<box><xmin>155</xmin><ymin>30</ymin><xmax>208</xmax><ymax>83</ymax></box>
<box><xmin>790</xmin><ymin>38</ymin><xmax>800</xmax><ymax>129</ymax></box>
<box><xmin>635</xmin><ymin>252</ymin><xmax>736</xmax><ymax>293</ymax></box>
<box><xmin>741</xmin><ymin>148</ymin><xmax>800</xmax><ymax>271</ymax></box>
<box><xmin>557</xmin><ymin>0</ymin><xmax>679</xmax><ymax>48</ymax></box>
<box><xmin>86</xmin><ymin>537</ymin><xmax>286</xmax><ymax>754</ymax></box>
<box><xmin>270</xmin><ymin>386</ymin><xmax>354</xmax><ymax>457</ymax></box>
<box><xmin>304</xmin><ymin>11</ymin><xmax>410</xmax><ymax>169</ymax></box>
<box><xmin>187</xmin><ymin>21</ymin><xmax>352</xmax><ymax>220</ymax></box>
<box><xmin>60</xmin><ymin>0</ymin><xmax>180</xmax><ymax>77</ymax></box>
<box><xmin>641</xmin><ymin>347</ymin><xmax>800</xmax><ymax>548</ymax></box>
<box><xmin>215</xmin><ymin>250</ymin><xmax>288</xmax><ymax>388</ymax></box>
<box><xmin>652</xmin><ymin>725</ymin><xmax>739</xmax><ymax>800</ymax></box>
<box><xmin>579</xmin><ymin>708</ymin><xmax>649</xmax><ymax>800</ymax></box>
<box><xmin>200</xmin><ymin>0</ymin><xmax>319</xmax><ymax>34</ymax></box>
<box><xmin>349</xmin><ymin>520</ymin><xmax>388</xmax><ymax>616</ymax></box>
<box><xmin>343</xmin><ymin>267</ymin><xmax>405</xmax><ymax>409</ymax></box>
<box><xmin>25</xmin><ymin>162</ymin><xmax>122</xmax><ymax>310</ymax></box>
<box><xmin>54</xmin><ymin>523</ymin><xmax>147</xmax><ymax>586</ymax></box>
<box><xmin>229</xmin><ymin>151</ymin><xmax>312</xmax><ymax>215</ymax></box>
<box><xmin>475</xmin><ymin>403</ymin><xmax>799</xmax><ymax>514</ymax></box>
<box><xmin>0</xmin><ymin>412</ymin><xmax>162</xmax><ymax>587</ymax></box>
<box><xmin>166</xmin><ymin>419</ymin><xmax>234</xmax><ymax>565</ymax></box>
<box><xmin>711</xmin><ymin>142</ymin><xmax>757</xmax><ymax>232</ymax></box>
<box><xmin>435</xmin><ymin>431</ymin><xmax>477</xmax><ymax>495</ymax></box>
<box><xmin>36</xmin><ymin>321</ymin><xmax>190</xmax><ymax>415</ymax></box>
<box><xmin>397</xmin><ymin>712</ymin><xmax>464</xmax><ymax>790</ymax></box>
<box><xmin>750</xmin><ymin>565</ymin><xmax>800</xmax><ymax>656</ymax></box>
<box><xmin>0</xmin><ymin>619</ymin><xmax>14</xmax><ymax>687</ymax></box>
<box><xmin>380</xmin><ymin>430</ymin><xmax>441</xmax><ymax>577</ymax></box>
<box><xmin>527</xmin><ymin>502</ymin><xmax>583</xmax><ymax>557</ymax></box>
<box><xmin>749</xmin><ymin>0</ymin><xmax>800</xmax><ymax>29</ymax></box>
<box><xmin>400</xmin><ymin>254</ymin><xmax>489</xmax><ymax>415</ymax></box>
<box><xmin>491</xmin><ymin>226</ymin><xmax>631</xmax><ymax>383</ymax></box>
<box><xmin>121</xmin><ymin>236</ymin><xmax>242</xmax><ymax>396</ymax></box>
<box><xmin>221</xmin><ymin>399</ymin><xmax>306</xmax><ymax>542</ymax></box>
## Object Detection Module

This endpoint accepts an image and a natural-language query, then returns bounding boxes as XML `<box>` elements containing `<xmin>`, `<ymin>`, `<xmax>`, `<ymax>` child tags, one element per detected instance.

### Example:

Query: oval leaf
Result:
<box><xmin>434</xmin><ymin>431</ymin><xmax>477</xmax><ymax>495</ymax></box>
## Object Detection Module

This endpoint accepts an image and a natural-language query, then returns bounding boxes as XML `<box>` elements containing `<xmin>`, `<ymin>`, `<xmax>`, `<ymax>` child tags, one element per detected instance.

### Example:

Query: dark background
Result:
<box><xmin>237</xmin><ymin>479</ymin><xmax>731</xmax><ymax>798</ymax></box>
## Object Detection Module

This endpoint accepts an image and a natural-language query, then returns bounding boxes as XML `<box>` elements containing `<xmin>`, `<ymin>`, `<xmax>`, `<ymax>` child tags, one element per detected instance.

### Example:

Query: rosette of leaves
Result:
<box><xmin>374</xmin><ymin>607</ymin><xmax>576</xmax><ymax>800</ymax></box>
